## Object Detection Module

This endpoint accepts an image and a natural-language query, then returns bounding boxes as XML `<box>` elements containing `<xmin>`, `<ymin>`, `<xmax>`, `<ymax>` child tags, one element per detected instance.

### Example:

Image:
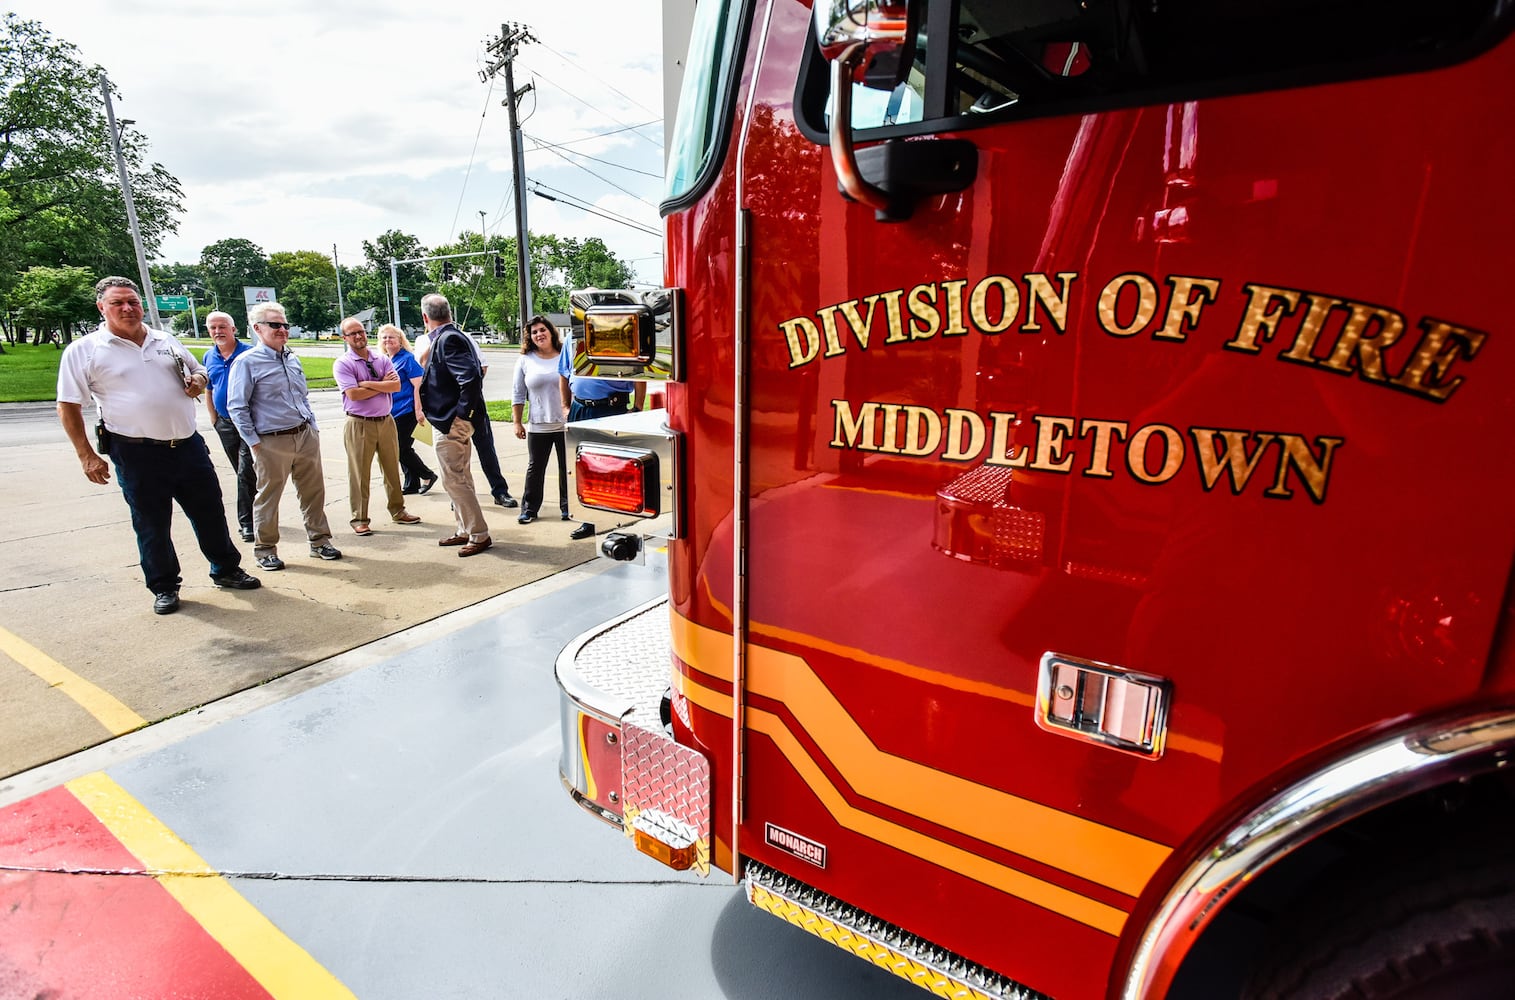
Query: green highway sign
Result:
<box><xmin>155</xmin><ymin>295</ymin><xmax>190</xmax><ymax>311</ymax></box>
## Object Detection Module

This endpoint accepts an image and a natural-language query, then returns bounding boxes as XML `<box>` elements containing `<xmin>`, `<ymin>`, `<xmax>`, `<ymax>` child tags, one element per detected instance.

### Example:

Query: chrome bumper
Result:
<box><xmin>555</xmin><ymin>597</ymin><xmax>712</xmax><ymax>874</ymax></box>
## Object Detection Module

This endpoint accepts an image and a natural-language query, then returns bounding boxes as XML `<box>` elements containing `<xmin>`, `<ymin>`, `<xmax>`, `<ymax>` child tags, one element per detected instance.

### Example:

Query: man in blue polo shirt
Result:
<box><xmin>558</xmin><ymin>335</ymin><xmax>643</xmax><ymax>540</ymax></box>
<box><xmin>202</xmin><ymin>311</ymin><xmax>256</xmax><ymax>541</ymax></box>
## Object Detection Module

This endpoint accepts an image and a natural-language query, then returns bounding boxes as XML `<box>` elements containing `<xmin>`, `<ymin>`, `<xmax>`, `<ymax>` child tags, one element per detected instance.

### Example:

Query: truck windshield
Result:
<box><xmin>663</xmin><ymin>0</ymin><xmax>747</xmax><ymax>208</ymax></box>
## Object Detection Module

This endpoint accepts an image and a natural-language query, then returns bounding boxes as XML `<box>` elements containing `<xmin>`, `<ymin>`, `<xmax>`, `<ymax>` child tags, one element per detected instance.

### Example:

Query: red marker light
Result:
<box><xmin>576</xmin><ymin>446</ymin><xmax>659</xmax><ymax>517</ymax></box>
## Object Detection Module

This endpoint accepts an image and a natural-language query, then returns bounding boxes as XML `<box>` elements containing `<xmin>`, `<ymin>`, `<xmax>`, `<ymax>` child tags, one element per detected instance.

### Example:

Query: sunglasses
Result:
<box><xmin>260</xmin><ymin>321</ymin><xmax>291</xmax><ymax>330</ymax></box>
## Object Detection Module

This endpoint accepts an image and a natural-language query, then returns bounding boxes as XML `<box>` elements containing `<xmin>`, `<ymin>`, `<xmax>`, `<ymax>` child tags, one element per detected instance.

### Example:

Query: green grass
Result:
<box><xmin>0</xmin><ymin>340</ymin><xmax>335</xmax><ymax>402</ymax></box>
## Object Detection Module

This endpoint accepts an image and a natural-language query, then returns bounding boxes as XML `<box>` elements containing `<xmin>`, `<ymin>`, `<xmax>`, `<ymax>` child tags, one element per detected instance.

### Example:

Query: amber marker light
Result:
<box><xmin>576</xmin><ymin>445</ymin><xmax>659</xmax><ymax>517</ymax></box>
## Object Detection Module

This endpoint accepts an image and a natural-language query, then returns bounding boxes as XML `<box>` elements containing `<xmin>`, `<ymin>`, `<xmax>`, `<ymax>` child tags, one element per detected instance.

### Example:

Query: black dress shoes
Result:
<box><xmin>402</xmin><ymin>483</ymin><xmax>419</xmax><ymax>495</ymax></box>
<box><xmin>494</xmin><ymin>492</ymin><xmax>519</xmax><ymax>508</ymax></box>
<box><xmin>153</xmin><ymin>590</ymin><xmax>180</xmax><ymax>615</ymax></box>
<box><xmin>569</xmin><ymin>522</ymin><xmax>596</xmax><ymax>540</ymax></box>
<box><xmin>418</xmin><ymin>476</ymin><xmax>438</xmax><ymax>495</ymax></box>
<box><xmin>240</xmin><ymin>527</ymin><xmax>254</xmax><ymax>542</ymax></box>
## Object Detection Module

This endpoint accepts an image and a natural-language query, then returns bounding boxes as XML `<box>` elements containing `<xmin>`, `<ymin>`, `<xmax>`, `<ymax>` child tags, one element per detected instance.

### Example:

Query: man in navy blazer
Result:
<box><xmin>419</xmin><ymin>293</ymin><xmax>492</xmax><ymax>557</ymax></box>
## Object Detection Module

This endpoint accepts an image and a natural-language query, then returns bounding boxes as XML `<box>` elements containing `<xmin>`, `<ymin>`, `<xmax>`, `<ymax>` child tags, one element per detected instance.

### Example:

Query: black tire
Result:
<box><xmin>1241</xmin><ymin>838</ymin><xmax>1515</xmax><ymax>1000</ymax></box>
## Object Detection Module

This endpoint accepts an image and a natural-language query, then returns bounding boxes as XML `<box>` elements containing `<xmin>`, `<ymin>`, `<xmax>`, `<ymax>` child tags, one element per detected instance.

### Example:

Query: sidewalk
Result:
<box><xmin>0</xmin><ymin>389</ymin><xmax>608</xmax><ymax>778</ymax></box>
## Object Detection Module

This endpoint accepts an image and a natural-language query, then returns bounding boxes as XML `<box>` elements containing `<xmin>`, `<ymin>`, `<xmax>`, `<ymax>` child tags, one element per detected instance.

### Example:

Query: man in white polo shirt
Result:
<box><xmin>56</xmin><ymin>276</ymin><xmax>260</xmax><ymax>615</ymax></box>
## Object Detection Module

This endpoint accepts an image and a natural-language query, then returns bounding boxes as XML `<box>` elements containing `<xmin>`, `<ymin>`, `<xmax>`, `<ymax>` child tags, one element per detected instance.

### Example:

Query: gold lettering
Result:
<box><xmin>1266</xmin><ymin>434</ymin><xmax>1344</xmax><ymax>503</ymax></box>
<box><xmin>1278</xmin><ymin>293</ymin><xmax>1341</xmax><ymax>364</ymax></box>
<box><xmin>940</xmin><ymin>279</ymin><xmax>969</xmax><ymax>336</ymax></box>
<box><xmin>1389</xmin><ymin>318</ymin><xmax>1487</xmax><ymax>402</ymax></box>
<box><xmin>1022</xmin><ymin>272</ymin><xmax>1077</xmax><ymax>333</ymax></box>
<box><xmin>970</xmin><ymin>275</ymin><xmax>1019</xmax><ymax>334</ymax></box>
<box><xmin>907</xmin><ymin>284</ymin><xmax>942</xmax><ymax>340</ymax></box>
<box><xmin>1226</xmin><ymin>283</ymin><xmax>1302</xmax><ymax>353</ymax></box>
<box><xmin>1079</xmin><ymin>419</ymin><xmax>1129</xmax><ymax>478</ymax></box>
<box><xmin>1155</xmin><ymin>275</ymin><xmax>1220</xmax><ymax>342</ymax></box>
<box><xmin>986</xmin><ymin>411</ymin><xmax>1027</xmax><ymax>467</ymax></box>
<box><xmin>1191</xmin><ymin>429</ymin><xmax>1278</xmax><ymax>494</ymax></box>
<box><xmin>901</xmin><ymin>406</ymin><xmax>942</xmax><ymax>456</ymax></box>
<box><xmin>879</xmin><ymin>288</ymin><xmax>910</xmax><ymax>344</ymax></box>
<box><xmin>781</xmin><ymin>317</ymin><xmax>821</xmax><ymax>368</ymax></box>
<box><xmin>830</xmin><ymin>399</ymin><xmax>880</xmax><ymax>450</ymax></box>
<box><xmin>1319</xmin><ymin>303</ymin><xmax>1406</xmax><ymax>381</ymax></box>
<box><xmin>1097</xmin><ymin>274</ymin><xmax>1158</xmax><ymax>337</ymax></box>
<box><xmin>816</xmin><ymin>304</ymin><xmax>847</xmax><ymax>358</ymax></box>
<box><xmin>877</xmin><ymin>403</ymin><xmax>903</xmax><ymax>454</ymax></box>
<box><xmin>942</xmin><ymin>408</ymin><xmax>986</xmax><ymax>461</ymax></box>
<box><xmin>1028</xmin><ymin>415</ymin><xmax>1076</xmax><ymax>472</ymax></box>
<box><xmin>1127</xmin><ymin>424</ymin><xmax>1184</xmax><ymax>483</ymax></box>
<box><xmin>835</xmin><ymin>295</ymin><xmax>882</xmax><ymax>351</ymax></box>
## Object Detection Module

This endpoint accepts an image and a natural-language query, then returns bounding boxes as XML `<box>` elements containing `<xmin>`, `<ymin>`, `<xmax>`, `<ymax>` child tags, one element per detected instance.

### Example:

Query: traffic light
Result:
<box><xmin>493</xmin><ymin>255</ymin><xmax>506</xmax><ymax>279</ymax></box>
<box><xmin>442</xmin><ymin>260</ymin><xmax>453</xmax><ymax>281</ymax></box>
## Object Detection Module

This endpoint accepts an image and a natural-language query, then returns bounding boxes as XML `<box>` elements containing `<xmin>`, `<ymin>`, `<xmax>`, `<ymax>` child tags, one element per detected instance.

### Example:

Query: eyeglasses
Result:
<box><xmin>260</xmin><ymin>321</ymin><xmax>291</xmax><ymax>330</ymax></box>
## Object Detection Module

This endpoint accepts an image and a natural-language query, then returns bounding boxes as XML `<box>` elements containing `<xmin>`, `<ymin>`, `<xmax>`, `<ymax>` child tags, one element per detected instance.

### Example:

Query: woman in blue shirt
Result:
<box><xmin>379</xmin><ymin>324</ymin><xmax>437</xmax><ymax>495</ymax></box>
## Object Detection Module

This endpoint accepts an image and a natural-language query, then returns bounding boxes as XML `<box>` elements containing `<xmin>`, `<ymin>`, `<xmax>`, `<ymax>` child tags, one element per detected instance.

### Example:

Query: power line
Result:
<box><xmin>448</xmin><ymin>76</ymin><xmax>498</xmax><ymax>243</ymax></box>
<box><xmin>535</xmin><ymin>40</ymin><xmax>661</xmax><ymax>119</ymax></box>
<box><xmin>523</xmin><ymin>131</ymin><xmax>662</xmax><ymax>179</ymax></box>
<box><xmin>527</xmin><ymin>135</ymin><xmax>656</xmax><ymax>209</ymax></box>
<box><xmin>529</xmin><ymin>182</ymin><xmax>660</xmax><ymax>237</ymax></box>
<box><xmin>527</xmin><ymin>68</ymin><xmax>663</xmax><ymax>149</ymax></box>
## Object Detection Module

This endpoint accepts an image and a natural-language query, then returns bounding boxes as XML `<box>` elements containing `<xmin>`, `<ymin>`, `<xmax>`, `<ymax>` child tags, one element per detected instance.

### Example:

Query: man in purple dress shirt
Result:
<box><xmin>334</xmin><ymin>317</ymin><xmax>422</xmax><ymax>535</ymax></box>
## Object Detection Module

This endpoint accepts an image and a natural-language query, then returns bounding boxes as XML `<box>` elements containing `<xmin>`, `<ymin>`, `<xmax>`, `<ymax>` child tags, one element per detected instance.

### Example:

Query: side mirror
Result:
<box><xmin>813</xmin><ymin>1</ymin><xmax>924</xmax><ymax>216</ymax></box>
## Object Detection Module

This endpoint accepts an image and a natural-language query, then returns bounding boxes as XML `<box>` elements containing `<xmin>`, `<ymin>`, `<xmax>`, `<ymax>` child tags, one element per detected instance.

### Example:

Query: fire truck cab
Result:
<box><xmin>556</xmin><ymin>1</ymin><xmax>1515</xmax><ymax>997</ymax></box>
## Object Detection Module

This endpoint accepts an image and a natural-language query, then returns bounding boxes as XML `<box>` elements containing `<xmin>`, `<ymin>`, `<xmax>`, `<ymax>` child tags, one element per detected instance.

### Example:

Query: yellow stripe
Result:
<box><xmin>670</xmin><ymin>612</ymin><xmax>1169</xmax><ymax>899</ymax></box>
<box><xmin>682</xmin><ymin>677</ymin><xmax>1126</xmax><ymax>934</ymax></box>
<box><xmin>0</xmin><ymin>626</ymin><xmax>147</xmax><ymax>735</ymax></box>
<box><xmin>66</xmin><ymin>772</ymin><xmax>356</xmax><ymax>999</ymax></box>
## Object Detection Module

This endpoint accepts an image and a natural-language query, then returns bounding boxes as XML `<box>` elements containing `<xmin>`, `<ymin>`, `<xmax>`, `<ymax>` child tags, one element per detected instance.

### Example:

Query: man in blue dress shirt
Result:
<box><xmin>201</xmin><ymin>311</ymin><xmax>256</xmax><ymax>542</ymax></box>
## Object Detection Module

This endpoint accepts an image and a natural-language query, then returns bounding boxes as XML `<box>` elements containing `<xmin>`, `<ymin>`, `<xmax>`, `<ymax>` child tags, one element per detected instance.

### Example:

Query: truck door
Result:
<box><xmin>732</xmin><ymin>2</ymin><xmax>1515</xmax><ymax>997</ymax></box>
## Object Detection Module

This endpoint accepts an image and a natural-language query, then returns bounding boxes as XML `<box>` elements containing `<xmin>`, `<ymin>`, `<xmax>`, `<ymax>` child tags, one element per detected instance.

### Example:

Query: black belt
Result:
<box><xmin>113</xmin><ymin>433</ymin><xmax>196</xmax><ymax>447</ymax></box>
<box><xmin>346</xmin><ymin>414</ymin><xmax>390</xmax><ymax>422</ymax></box>
<box><xmin>574</xmin><ymin>395</ymin><xmax>626</xmax><ymax>408</ymax></box>
<box><xmin>262</xmin><ymin>423</ymin><xmax>308</xmax><ymax>436</ymax></box>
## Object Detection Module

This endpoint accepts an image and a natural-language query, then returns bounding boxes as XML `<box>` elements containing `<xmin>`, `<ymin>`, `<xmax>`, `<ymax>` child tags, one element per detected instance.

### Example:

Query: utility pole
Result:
<box><xmin>332</xmin><ymin>244</ymin><xmax>346</xmax><ymax>322</ymax></box>
<box><xmin>481</xmin><ymin>23</ymin><xmax>537</xmax><ymax>335</ymax></box>
<box><xmin>100</xmin><ymin>72</ymin><xmax>161</xmax><ymax>330</ymax></box>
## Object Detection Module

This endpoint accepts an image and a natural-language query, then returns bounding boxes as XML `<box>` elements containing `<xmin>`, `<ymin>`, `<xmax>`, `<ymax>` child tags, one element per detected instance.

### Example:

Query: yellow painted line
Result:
<box><xmin>66</xmin><ymin>772</ymin><xmax>356</xmax><ymax>1000</ymax></box>
<box><xmin>0</xmin><ymin>626</ymin><xmax>147</xmax><ymax>735</ymax></box>
<box><xmin>670</xmin><ymin>611</ymin><xmax>1170</xmax><ymax>899</ymax></box>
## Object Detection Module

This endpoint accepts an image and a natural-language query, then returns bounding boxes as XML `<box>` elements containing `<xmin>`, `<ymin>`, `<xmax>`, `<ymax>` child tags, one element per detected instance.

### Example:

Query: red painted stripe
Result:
<box><xmin>0</xmin><ymin>786</ymin><xmax>275</xmax><ymax>999</ymax></box>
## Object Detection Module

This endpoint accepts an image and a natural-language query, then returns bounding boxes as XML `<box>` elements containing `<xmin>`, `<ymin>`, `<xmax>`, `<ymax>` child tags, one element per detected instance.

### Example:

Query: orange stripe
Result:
<box><xmin>671</xmin><ymin>611</ymin><xmax>1170</xmax><ymax>900</ymax></box>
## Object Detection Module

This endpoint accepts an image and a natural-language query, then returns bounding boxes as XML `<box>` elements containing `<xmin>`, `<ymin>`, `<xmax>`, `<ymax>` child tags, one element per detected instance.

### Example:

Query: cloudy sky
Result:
<box><xmin>8</xmin><ymin>0</ymin><xmax>670</xmax><ymax>284</ymax></box>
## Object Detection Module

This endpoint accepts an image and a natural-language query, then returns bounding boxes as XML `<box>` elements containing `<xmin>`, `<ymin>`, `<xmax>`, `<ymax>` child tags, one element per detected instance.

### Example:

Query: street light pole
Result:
<box><xmin>100</xmin><ymin>72</ymin><xmax>161</xmax><ymax>330</ymax></box>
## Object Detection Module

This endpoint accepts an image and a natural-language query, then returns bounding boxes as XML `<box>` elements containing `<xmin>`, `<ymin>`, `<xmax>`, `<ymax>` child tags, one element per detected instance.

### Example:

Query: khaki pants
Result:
<box><xmin>252</xmin><ymin>425</ymin><xmax>332</xmax><ymax>556</ymax></box>
<box><xmin>434</xmin><ymin>416</ymin><xmax>489</xmax><ymax>540</ymax></box>
<box><xmin>343</xmin><ymin>414</ymin><xmax>404</xmax><ymax>526</ymax></box>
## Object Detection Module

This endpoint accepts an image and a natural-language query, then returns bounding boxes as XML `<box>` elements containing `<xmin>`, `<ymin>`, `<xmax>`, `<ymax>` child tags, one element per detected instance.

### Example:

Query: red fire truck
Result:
<box><xmin>555</xmin><ymin>1</ymin><xmax>1515</xmax><ymax>997</ymax></box>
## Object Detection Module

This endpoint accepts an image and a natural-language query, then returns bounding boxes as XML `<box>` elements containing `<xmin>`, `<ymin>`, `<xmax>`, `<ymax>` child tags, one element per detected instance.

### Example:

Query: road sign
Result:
<box><xmin>155</xmin><ymin>295</ymin><xmax>190</xmax><ymax>311</ymax></box>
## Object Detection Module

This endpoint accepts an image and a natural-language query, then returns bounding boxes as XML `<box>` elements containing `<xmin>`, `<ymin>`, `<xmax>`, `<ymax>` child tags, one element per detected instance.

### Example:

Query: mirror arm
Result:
<box><xmin>829</xmin><ymin>43</ymin><xmax>893</xmax><ymax>212</ymax></box>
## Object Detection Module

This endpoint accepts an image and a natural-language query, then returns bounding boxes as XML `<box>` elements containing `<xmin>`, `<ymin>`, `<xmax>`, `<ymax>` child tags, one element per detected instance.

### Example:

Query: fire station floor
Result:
<box><xmin>0</xmin><ymin>552</ymin><xmax>924</xmax><ymax>1000</ymax></box>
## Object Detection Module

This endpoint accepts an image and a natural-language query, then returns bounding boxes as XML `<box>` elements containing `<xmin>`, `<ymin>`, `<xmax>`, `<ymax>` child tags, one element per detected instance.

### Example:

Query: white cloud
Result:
<box><xmin>9</xmin><ymin>0</ymin><xmax>668</xmax><ymax>283</ymax></box>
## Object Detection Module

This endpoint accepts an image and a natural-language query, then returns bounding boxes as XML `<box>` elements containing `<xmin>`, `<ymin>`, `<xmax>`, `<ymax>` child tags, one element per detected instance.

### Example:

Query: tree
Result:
<box><xmin>268</xmin><ymin>250</ymin><xmax>339</xmax><ymax>334</ymax></box>
<box><xmin>362</xmin><ymin>230</ymin><xmax>429</xmax><ymax>329</ymax></box>
<box><xmin>12</xmin><ymin>265</ymin><xmax>95</xmax><ymax>345</ymax></box>
<box><xmin>0</xmin><ymin>16</ymin><xmax>183</xmax><ymax>301</ymax></box>
<box><xmin>199</xmin><ymin>238</ymin><xmax>270</xmax><ymax>330</ymax></box>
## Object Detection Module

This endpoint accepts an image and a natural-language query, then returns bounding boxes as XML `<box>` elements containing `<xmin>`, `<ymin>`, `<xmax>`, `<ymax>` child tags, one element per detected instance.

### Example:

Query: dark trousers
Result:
<box><xmin>521</xmin><ymin>430</ymin><xmax>568</xmax><ymax>518</ymax></box>
<box><xmin>393</xmin><ymin>411</ymin><xmax>436</xmax><ymax>488</ymax></box>
<box><xmin>472</xmin><ymin>413</ymin><xmax>511</xmax><ymax>499</ymax></box>
<box><xmin>212</xmin><ymin>415</ymin><xmax>256</xmax><ymax>534</ymax></box>
<box><xmin>109</xmin><ymin>434</ymin><xmax>242</xmax><ymax>594</ymax></box>
<box><xmin>568</xmin><ymin>399</ymin><xmax>630</xmax><ymax>423</ymax></box>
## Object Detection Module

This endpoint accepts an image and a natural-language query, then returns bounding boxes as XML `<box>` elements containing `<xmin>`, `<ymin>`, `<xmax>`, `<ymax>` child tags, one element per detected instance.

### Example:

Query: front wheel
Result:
<box><xmin>1241</xmin><ymin>839</ymin><xmax>1515</xmax><ymax>999</ymax></box>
